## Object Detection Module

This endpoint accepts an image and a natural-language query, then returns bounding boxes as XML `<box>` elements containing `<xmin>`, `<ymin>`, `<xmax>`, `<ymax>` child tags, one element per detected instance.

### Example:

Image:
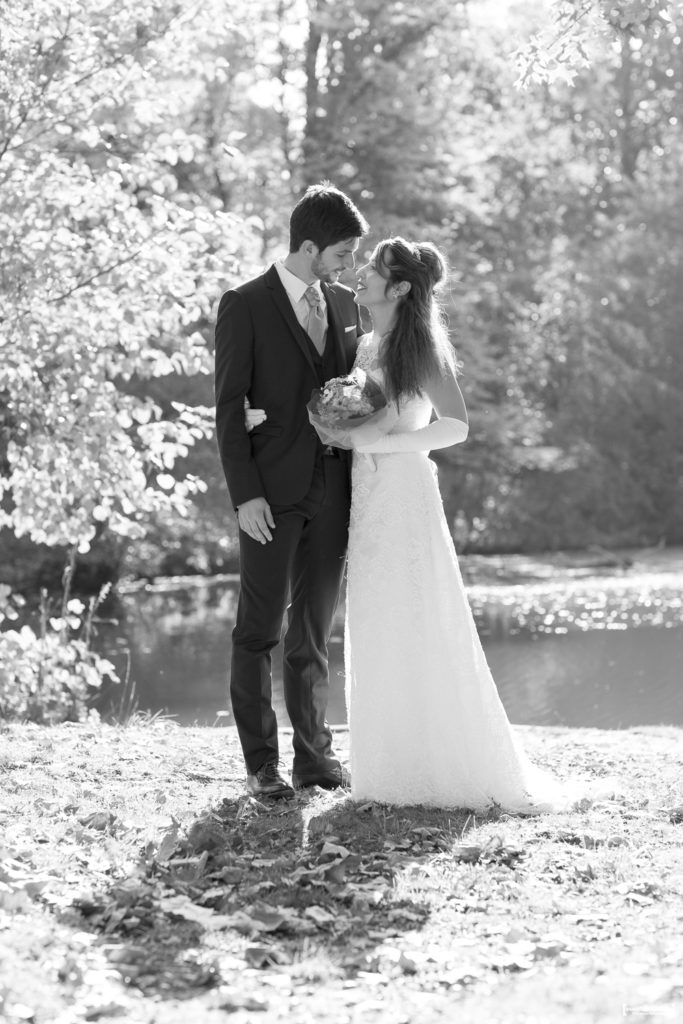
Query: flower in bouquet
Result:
<box><xmin>307</xmin><ymin>368</ymin><xmax>396</xmax><ymax>450</ymax></box>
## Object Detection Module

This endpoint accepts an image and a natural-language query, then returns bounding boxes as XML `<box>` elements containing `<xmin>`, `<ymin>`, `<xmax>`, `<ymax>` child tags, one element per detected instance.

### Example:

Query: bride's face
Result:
<box><xmin>355</xmin><ymin>250</ymin><xmax>395</xmax><ymax>308</ymax></box>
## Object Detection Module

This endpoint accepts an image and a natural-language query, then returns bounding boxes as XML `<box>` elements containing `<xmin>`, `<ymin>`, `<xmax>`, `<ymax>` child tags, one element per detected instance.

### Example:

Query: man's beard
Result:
<box><xmin>311</xmin><ymin>256</ymin><xmax>337</xmax><ymax>283</ymax></box>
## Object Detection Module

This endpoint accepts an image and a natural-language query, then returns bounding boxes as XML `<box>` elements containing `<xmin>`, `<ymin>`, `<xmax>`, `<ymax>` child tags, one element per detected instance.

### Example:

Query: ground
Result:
<box><xmin>1</xmin><ymin>720</ymin><xmax>682</xmax><ymax>1024</ymax></box>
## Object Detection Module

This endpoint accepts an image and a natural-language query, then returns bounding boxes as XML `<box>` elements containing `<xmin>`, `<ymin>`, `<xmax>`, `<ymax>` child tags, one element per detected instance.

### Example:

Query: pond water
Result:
<box><xmin>96</xmin><ymin>563</ymin><xmax>683</xmax><ymax>729</ymax></box>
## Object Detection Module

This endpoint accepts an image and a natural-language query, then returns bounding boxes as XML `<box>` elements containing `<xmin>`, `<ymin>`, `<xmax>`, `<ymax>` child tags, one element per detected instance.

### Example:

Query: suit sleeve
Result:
<box><xmin>214</xmin><ymin>289</ymin><xmax>264</xmax><ymax>508</ymax></box>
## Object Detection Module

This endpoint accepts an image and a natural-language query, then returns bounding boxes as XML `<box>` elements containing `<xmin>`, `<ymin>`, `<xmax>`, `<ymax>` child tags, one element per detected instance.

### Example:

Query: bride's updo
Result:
<box><xmin>372</xmin><ymin>236</ymin><xmax>455</xmax><ymax>402</ymax></box>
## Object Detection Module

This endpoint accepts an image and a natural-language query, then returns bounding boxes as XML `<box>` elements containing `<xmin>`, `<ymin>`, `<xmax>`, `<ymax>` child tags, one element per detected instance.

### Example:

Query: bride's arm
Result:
<box><xmin>427</xmin><ymin>361</ymin><xmax>468</xmax><ymax>424</ymax></box>
<box><xmin>355</xmin><ymin>363</ymin><xmax>468</xmax><ymax>453</ymax></box>
<box><xmin>244</xmin><ymin>397</ymin><xmax>267</xmax><ymax>432</ymax></box>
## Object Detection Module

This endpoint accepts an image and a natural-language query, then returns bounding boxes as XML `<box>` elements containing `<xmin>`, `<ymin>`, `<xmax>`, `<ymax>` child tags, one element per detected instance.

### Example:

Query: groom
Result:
<box><xmin>215</xmin><ymin>183</ymin><xmax>368</xmax><ymax>798</ymax></box>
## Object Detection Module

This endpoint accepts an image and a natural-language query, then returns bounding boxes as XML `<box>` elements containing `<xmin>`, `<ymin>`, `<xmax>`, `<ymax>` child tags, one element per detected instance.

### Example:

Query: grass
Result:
<box><xmin>1</xmin><ymin>718</ymin><xmax>682</xmax><ymax>1023</ymax></box>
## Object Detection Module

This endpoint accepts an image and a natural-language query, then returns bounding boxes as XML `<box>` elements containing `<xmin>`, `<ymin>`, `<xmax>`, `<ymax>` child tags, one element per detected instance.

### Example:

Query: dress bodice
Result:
<box><xmin>353</xmin><ymin>333</ymin><xmax>433</xmax><ymax>434</ymax></box>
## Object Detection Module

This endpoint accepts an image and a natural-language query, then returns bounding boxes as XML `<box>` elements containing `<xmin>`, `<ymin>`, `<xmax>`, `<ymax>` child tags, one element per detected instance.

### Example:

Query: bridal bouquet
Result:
<box><xmin>307</xmin><ymin>368</ymin><xmax>395</xmax><ymax>450</ymax></box>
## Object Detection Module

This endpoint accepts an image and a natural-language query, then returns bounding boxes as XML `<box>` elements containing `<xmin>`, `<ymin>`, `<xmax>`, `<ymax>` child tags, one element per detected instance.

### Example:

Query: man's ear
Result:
<box><xmin>301</xmin><ymin>239</ymin><xmax>319</xmax><ymax>257</ymax></box>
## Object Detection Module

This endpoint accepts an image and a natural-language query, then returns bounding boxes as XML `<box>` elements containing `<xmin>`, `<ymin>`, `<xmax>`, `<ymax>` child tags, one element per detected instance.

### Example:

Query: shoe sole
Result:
<box><xmin>292</xmin><ymin>778</ymin><xmax>349</xmax><ymax>791</ymax></box>
<box><xmin>247</xmin><ymin>786</ymin><xmax>295</xmax><ymax>799</ymax></box>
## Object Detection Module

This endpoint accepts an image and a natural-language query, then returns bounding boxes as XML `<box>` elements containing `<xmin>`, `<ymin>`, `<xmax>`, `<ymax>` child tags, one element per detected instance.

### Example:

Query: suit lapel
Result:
<box><xmin>264</xmin><ymin>265</ymin><xmax>316</xmax><ymax>373</ymax></box>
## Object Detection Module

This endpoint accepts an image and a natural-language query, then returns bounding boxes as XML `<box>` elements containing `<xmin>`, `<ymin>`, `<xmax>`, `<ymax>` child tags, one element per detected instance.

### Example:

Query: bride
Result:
<box><xmin>344</xmin><ymin>236</ymin><xmax>597</xmax><ymax>813</ymax></box>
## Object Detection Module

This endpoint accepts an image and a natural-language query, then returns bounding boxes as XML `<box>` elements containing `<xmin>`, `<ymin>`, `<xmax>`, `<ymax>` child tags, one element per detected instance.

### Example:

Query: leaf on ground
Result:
<box><xmin>215</xmin><ymin>987</ymin><xmax>269</xmax><ymax>1012</ymax></box>
<box><xmin>244</xmin><ymin>945</ymin><xmax>290</xmax><ymax>968</ymax></box>
<box><xmin>572</xmin><ymin>860</ymin><xmax>596</xmax><ymax>881</ymax></box>
<box><xmin>0</xmin><ymin>882</ymin><xmax>31</xmax><ymax>911</ymax></box>
<box><xmin>196</xmin><ymin>886</ymin><xmax>230</xmax><ymax>905</ymax></box>
<box><xmin>623</xmin><ymin>892</ymin><xmax>655</xmax><ymax>906</ymax></box>
<box><xmin>616</xmin><ymin>880</ymin><xmax>662</xmax><ymax>903</ymax></box>
<box><xmin>489</xmin><ymin>941</ymin><xmax>536</xmax><ymax>972</ymax></box>
<box><xmin>0</xmin><ymin>860</ymin><xmax>51</xmax><ymax>897</ymax></box>
<box><xmin>249</xmin><ymin>903</ymin><xmax>304</xmax><ymax>933</ymax></box>
<box><xmin>386</xmin><ymin>908</ymin><xmax>425</xmax><ymax>924</ymax></box>
<box><xmin>384</xmin><ymin>839</ymin><xmax>413</xmax><ymax>852</ymax></box>
<box><xmin>452</xmin><ymin>845</ymin><xmax>482</xmax><ymax>863</ymax></box>
<box><xmin>481</xmin><ymin>836</ymin><xmax>525</xmax><ymax>866</ymax></box>
<box><xmin>185</xmin><ymin>817</ymin><xmax>226</xmax><ymax>854</ymax></box>
<box><xmin>438</xmin><ymin>965</ymin><xmax>483</xmax><ymax>986</ymax></box>
<box><xmin>304</xmin><ymin>905</ymin><xmax>337</xmax><ymax>927</ymax></box>
<box><xmin>83</xmin><ymin>1001</ymin><xmax>129</xmax><ymax>1021</ymax></box>
<box><xmin>215</xmin><ymin>866</ymin><xmax>243</xmax><ymax>884</ymax></box>
<box><xmin>79</xmin><ymin>811</ymin><xmax>118</xmax><ymax>832</ymax></box>
<box><xmin>556</xmin><ymin>829</ymin><xmax>607</xmax><ymax>848</ymax></box>
<box><xmin>323</xmin><ymin>860</ymin><xmax>347</xmax><ymax>884</ymax></box>
<box><xmin>166</xmin><ymin>850</ymin><xmax>209</xmax><ymax>881</ymax></box>
<box><xmin>382</xmin><ymin>947</ymin><xmax>420</xmax><ymax>975</ymax></box>
<box><xmin>159</xmin><ymin>894</ymin><xmax>236</xmax><ymax>930</ymax></box>
<box><xmin>3</xmin><ymin>1004</ymin><xmax>35</xmax><ymax>1021</ymax></box>
<box><xmin>319</xmin><ymin>841</ymin><xmax>352</xmax><ymax>861</ymax></box>
<box><xmin>156</xmin><ymin>822</ymin><xmax>180</xmax><ymax>863</ymax></box>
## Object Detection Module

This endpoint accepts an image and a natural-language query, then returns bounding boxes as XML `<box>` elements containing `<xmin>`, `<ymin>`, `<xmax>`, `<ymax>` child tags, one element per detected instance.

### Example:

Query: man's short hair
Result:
<box><xmin>289</xmin><ymin>182</ymin><xmax>369</xmax><ymax>253</ymax></box>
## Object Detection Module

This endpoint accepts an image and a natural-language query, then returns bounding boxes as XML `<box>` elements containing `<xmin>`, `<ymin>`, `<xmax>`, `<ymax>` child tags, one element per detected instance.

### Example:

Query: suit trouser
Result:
<box><xmin>230</xmin><ymin>454</ymin><xmax>350</xmax><ymax>774</ymax></box>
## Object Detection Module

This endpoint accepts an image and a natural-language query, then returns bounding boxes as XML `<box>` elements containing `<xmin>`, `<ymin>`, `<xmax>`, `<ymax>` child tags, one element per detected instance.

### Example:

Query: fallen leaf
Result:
<box><xmin>215</xmin><ymin>988</ymin><xmax>269</xmax><ymax>1012</ymax></box>
<box><xmin>623</xmin><ymin>892</ymin><xmax>654</xmax><ymax>906</ymax></box>
<box><xmin>304</xmin><ymin>905</ymin><xmax>336</xmax><ymax>926</ymax></box>
<box><xmin>319</xmin><ymin>842</ymin><xmax>352</xmax><ymax>861</ymax></box>
<box><xmin>159</xmin><ymin>894</ymin><xmax>236</xmax><ymax>930</ymax></box>
<box><xmin>84</xmin><ymin>1002</ymin><xmax>129</xmax><ymax>1021</ymax></box>
<box><xmin>244</xmin><ymin>945</ymin><xmax>289</xmax><ymax>968</ymax></box>
<box><xmin>79</xmin><ymin>811</ymin><xmax>118</xmax><ymax>832</ymax></box>
<box><xmin>572</xmin><ymin>860</ymin><xmax>596</xmax><ymax>881</ymax></box>
<box><xmin>0</xmin><ymin>882</ymin><xmax>30</xmax><ymax>912</ymax></box>
<box><xmin>398</xmin><ymin>951</ymin><xmax>418</xmax><ymax>975</ymax></box>
<box><xmin>156</xmin><ymin>823</ymin><xmax>180</xmax><ymax>863</ymax></box>
<box><xmin>452</xmin><ymin>845</ymin><xmax>481</xmax><ymax>863</ymax></box>
<box><xmin>4</xmin><ymin>1004</ymin><xmax>35</xmax><ymax>1021</ymax></box>
<box><xmin>216</xmin><ymin>867</ymin><xmax>243</xmax><ymax>884</ymax></box>
<box><xmin>533</xmin><ymin>939</ymin><xmax>568</xmax><ymax>959</ymax></box>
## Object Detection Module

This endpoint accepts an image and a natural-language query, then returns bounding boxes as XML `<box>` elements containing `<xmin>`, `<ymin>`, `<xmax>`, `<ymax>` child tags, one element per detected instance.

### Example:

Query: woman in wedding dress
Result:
<box><xmin>345</xmin><ymin>237</ymin><xmax>595</xmax><ymax>813</ymax></box>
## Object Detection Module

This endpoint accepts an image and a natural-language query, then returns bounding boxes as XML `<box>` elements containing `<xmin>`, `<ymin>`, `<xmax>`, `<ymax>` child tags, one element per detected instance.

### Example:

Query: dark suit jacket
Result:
<box><xmin>215</xmin><ymin>264</ymin><xmax>363</xmax><ymax>508</ymax></box>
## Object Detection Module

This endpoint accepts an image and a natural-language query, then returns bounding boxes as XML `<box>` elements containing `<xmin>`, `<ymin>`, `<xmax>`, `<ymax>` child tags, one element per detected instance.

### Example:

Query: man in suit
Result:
<box><xmin>215</xmin><ymin>184</ymin><xmax>369</xmax><ymax>798</ymax></box>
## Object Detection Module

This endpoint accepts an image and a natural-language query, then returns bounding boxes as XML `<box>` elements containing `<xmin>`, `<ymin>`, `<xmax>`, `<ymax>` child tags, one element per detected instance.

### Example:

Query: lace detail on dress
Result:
<box><xmin>352</xmin><ymin>333</ymin><xmax>382</xmax><ymax>377</ymax></box>
<box><xmin>344</xmin><ymin>335</ymin><xmax>602</xmax><ymax>812</ymax></box>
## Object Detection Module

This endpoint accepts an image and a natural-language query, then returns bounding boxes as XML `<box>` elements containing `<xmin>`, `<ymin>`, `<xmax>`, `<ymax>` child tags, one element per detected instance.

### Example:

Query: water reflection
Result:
<box><xmin>97</xmin><ymin>573</ymin><xmax>683</xmax><ymax>729</ymax></box>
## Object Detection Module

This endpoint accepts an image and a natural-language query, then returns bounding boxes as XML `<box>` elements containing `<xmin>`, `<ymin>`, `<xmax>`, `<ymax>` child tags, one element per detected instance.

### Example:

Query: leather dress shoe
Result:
<box><xmin>246</xmin><ymin>762</ymin><xmax>294</xmax><ymax>799</ymax></box>
<box><xmin>292</xmin><ymin>764</ymin><xmax>351</xmax><ymax>791</ymax></box>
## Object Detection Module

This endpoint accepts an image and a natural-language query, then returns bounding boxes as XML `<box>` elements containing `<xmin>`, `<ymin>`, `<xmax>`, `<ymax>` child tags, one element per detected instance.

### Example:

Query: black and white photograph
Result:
<box><xmin>1</xmin><ymin>0</ymin><xmax>682</xmax><ymax>1021</ymax></box>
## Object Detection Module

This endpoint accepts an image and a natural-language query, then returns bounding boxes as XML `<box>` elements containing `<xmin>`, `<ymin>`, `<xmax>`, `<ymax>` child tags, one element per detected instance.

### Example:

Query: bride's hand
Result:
<box><xmin>244</xmin><ymin>397</ymin><xmax>267</xmax><ymax>432</ymax></box>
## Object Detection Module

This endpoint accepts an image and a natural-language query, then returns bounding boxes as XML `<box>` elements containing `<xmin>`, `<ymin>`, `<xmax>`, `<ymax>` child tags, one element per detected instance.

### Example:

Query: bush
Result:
<box><xmin>0</xmin><ymin>584</ymin><xmax>118</xmax><ymax>724</ymax></box>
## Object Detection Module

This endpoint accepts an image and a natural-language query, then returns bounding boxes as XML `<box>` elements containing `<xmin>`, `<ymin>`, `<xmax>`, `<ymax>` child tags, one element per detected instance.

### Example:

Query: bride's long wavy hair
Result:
<box><xmin>373</xmin><ymin>237</ymin><xmax>456</xmax><ymax>402</ymax></box>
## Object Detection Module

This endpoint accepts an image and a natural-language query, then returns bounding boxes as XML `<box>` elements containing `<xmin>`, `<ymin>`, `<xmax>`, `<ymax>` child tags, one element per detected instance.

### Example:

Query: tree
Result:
<box><xmin>0</xmin><ymin>0</ymin><xmax>249</xmax><ymax>562</ymax></box>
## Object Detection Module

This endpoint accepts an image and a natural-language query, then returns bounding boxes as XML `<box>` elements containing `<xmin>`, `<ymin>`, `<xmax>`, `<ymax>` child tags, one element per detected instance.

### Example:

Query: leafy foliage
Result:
<box><xmin>0</xmin><ymin>0</ymin><xmax>249</xmax><ymax>554</ymax></box>
<box><xmin>0</xmin><ymin>581</ymin><xmax>118</xmax><ymax>723</ymax></box>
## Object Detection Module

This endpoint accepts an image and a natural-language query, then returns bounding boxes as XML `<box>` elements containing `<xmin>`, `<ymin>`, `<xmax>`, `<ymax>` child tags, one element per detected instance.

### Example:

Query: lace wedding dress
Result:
<box><xmin>345</xmin><ymin>334</ymin><xmax>594</xmax><ymax>813</ymax></box>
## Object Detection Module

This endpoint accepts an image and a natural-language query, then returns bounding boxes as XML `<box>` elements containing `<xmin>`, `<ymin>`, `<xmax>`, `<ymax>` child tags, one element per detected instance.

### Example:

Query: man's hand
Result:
<box><xmin>237</xmin><ymin>497</ymin><xmax>276</xmax><ymax>544</ymax></box>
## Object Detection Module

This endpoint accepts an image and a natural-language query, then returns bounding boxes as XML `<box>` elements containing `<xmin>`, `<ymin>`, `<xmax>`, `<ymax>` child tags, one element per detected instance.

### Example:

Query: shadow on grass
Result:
<box><xmin>73</xmin><ymin>792</ymin><xmax>501</xmax><ymax>1001</ymax></box>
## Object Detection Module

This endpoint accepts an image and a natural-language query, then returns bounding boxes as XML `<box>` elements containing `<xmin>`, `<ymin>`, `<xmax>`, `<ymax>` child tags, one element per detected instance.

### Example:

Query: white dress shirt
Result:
<box><xmin>275</xmin><ymin>261</ymin><xmax>328</xmax><ymax>334</ymax></box>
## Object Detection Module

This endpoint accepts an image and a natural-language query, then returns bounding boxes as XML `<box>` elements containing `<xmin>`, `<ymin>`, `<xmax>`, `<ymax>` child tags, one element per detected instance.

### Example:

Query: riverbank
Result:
<box><xmin>457</xmin><ymin>544</ymin><xmax>683</xmax><ymax>586</ymax></box>
<box><xmin>1</xmin><ymin>720</ymin><xmax>682</xmax><ymax>1023</ymax></box>
<box><xmin>114</xmin><ymin>545</ymin><xmax>683</xmax><ymax>594</ymax></box>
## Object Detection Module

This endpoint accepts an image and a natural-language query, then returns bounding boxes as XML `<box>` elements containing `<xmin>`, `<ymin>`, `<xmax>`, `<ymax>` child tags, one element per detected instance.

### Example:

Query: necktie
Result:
<box><xmin>303</xmin><ymin>286</ymin><xmax>326</xmax><ymax>355</ymax></box>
